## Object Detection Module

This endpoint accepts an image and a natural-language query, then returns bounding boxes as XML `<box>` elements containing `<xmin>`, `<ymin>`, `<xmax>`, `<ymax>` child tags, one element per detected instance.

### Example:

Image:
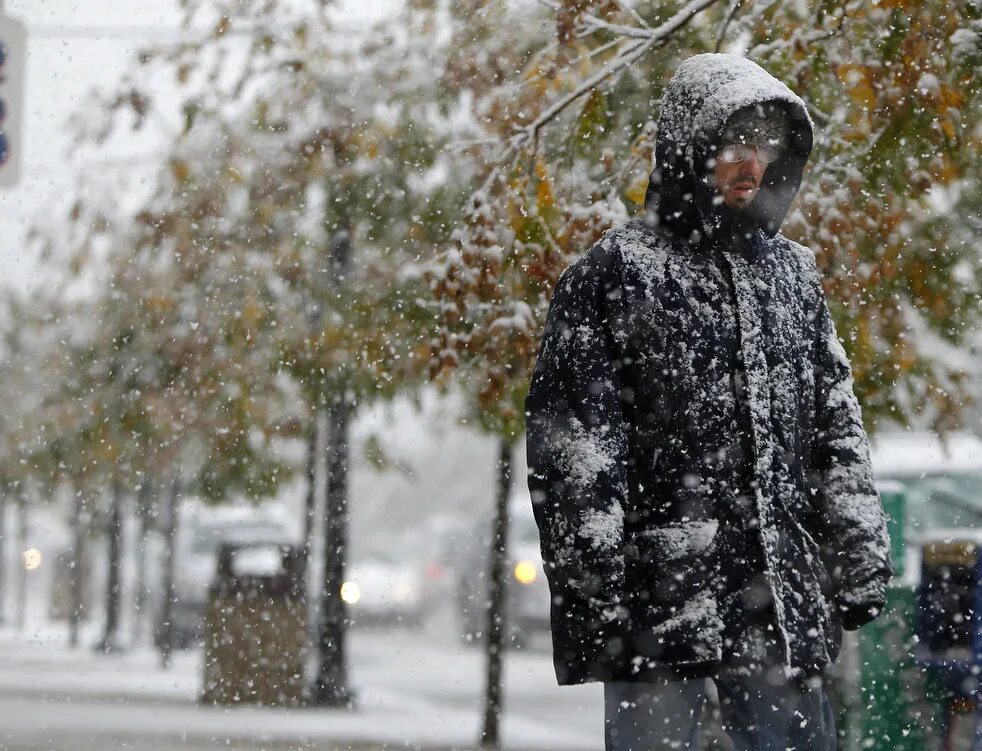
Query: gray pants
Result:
<box><xmin>604</xmin><ymin>670</ymin><xmax>836</xmax><ymax>750</ymax></box>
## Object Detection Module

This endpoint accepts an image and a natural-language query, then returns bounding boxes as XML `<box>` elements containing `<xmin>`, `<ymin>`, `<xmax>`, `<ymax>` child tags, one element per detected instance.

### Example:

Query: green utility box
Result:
<box><xmin>851</xmin><ymin>484</ymin><xmax>943</xmax><ymax>751</ymax></box>
<box><xmin>200</xmin><ymin>543</ymin><xmax>306</xmax><ymax>706</ymax></box>
<box><xmin>879</xmin><ymin>481</ymin><xmax>908</xmax><ymax>580</ymax></box>
<box><xmin>856</xmin><ymin>585</ymin><xmax>942</xmax><ymax>751</ymax></box>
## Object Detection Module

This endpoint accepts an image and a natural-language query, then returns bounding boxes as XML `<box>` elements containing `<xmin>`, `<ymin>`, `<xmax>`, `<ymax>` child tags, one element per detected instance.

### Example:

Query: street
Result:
<box><xmin>0</xmin><ymin>604</ymin><xmax>602</xmax><ymax>751</ymax></box>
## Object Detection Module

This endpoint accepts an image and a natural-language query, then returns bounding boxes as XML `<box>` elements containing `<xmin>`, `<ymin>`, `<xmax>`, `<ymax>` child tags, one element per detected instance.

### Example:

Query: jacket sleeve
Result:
<box><xmin>810</xmin><ymin>289</ymin><xmax>893</xmax><ymax>631</ymax></box>
<box><xmin>525</xmin><ymin>243</ymin><xmax>632</xmax><ymax>684</ymax></box>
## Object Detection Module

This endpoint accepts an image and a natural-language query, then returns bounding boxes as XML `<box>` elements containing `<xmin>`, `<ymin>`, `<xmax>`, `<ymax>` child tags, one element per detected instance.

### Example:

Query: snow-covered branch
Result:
<box><xmin>715</xmin><ymin>0</ymin><xmax>745</xmax><ymax>52</ymax></box>
<box><xmin>515</xmin><ymin>0</ymin><xmax>722</xmax><ymax>144</ymax></box>
<box><xmin>748</xmin><ymin>27</ymin><xmax>836</xmax><ymax>58</ymax></box>
<box><xmin>536</xmin><ymin>0</ymin><xmax>661</xmax><ymax>39</ymax></box>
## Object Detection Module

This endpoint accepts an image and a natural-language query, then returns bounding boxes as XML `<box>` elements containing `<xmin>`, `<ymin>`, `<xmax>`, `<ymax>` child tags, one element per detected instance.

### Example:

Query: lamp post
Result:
<box><xmin>311</xmin><ymin>220</ymin><xmax>354</xmax><ymax>707</ymax></box>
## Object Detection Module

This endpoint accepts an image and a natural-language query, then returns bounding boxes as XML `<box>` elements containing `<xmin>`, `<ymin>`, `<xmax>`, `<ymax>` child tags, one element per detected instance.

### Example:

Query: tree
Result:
<box><xmin>22</xmin><ymin>138</ymin><xmax>300</xmax><ymax>653</ymax></box>
<box><xmin>427</xmin><ymin>1</ymin><xmax>629</xmax><ymax>743</ymax></box>
<box><xmin>433</xmin><ymin>0</ymin><xmax>982</xmax><ymax>436</ymax></box>
<box><xmin>428</xmin><ymin>0</ymin><xmax>982</xmax><ymax>744</ymax></box>
<box><xmin>49</xmin><ymin>0</ymin><xmax>462</xmax><ymax>691</ymax></box>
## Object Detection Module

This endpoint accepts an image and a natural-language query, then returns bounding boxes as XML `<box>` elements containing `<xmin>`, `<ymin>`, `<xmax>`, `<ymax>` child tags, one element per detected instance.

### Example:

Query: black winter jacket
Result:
<box><xmin>526</xmin><ymin>54</ymin><xmax>892</xmax><ymax>686</ymax></box>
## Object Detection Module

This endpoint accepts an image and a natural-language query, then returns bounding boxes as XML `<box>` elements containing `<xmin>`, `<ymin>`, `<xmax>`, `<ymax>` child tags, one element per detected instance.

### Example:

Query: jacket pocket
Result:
<box><xmin>793</xmin><ymin>517</ymin><xmax>834</xmax><ymax>598</ymax></box>
<box><xmin>787</xmin><ymin>514</ymin><xmax>841</xmax><ymax>662</ymax></box>
<box><xmin>628</xmin><ymin>520</ymin><xmax>723</xmax><ymax>664</ymax></box>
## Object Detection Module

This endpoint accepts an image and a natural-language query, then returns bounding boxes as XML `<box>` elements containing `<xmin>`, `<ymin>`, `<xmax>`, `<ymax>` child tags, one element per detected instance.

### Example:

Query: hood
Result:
<box><xmin>644</xmin><ymin>53</ymin><xmax>814</xmax><ymax>241</ymax></box>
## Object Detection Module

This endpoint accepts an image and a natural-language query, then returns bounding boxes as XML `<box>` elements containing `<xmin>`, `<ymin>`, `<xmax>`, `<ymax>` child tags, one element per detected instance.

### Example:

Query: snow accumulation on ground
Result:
<box><xmin>0</xmin><ymin>622</ymin><xmax>601</xmax><ymax>751</ymax></box>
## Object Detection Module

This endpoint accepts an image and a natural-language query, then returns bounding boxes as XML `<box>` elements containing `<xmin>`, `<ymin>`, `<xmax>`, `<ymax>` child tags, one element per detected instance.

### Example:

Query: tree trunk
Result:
<box><xmin>311</xmin><ymin>218</ymin><xmax>354</xmax><ymax>707</ymax></box>
<box><xmin>480</xmin><ymin>437</ymin><xmax>514</xmax><ymax>748</ymax></box>
<box><xmin>0</xmin><ymin>487</ymin><xmax>7</xmax><ymax>626</ymax></box>
<box><xmin>312</xmin><ymin>397</ymin><xmax>354</xmax><ymax>707</ymax></box>
<box><xmin>158</xmin><ymin>478</ymin><xmax>180</xmax><ymax>669</ymax></box>
<box><xmin>303</xmin><ymin>412</ymin><xmax>320</xmax><ymax>642</ymax></box>
<box><xmin>68</xmin><ymin>488</ymin><xmax>85</xmax><ymax>648</ymax></box>
<box><xmin>14</xmin><ymin>491</ymin><xmax>28</xmax><ymax>631</ymax></box>
<box><xmin>132</xmin><ymin>481</ymin><xmax>153</xmax><ymax>643</ymax></box>
<box><xmin>97</xmin><ymin>480</ymin><xmax>124</xmax><ymax>652</ymax></box>
<box><xmin>302</xmin><ymin>414</ymin><xmax>318</xmax><ymax>566</ymax></box>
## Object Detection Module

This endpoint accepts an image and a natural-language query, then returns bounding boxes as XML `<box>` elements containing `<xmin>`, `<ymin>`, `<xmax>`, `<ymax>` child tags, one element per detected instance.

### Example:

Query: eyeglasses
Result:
<box><xmin>718</xmin><ymin>142</ymin><xmax>781</xmax><ymax>165</ymax></box>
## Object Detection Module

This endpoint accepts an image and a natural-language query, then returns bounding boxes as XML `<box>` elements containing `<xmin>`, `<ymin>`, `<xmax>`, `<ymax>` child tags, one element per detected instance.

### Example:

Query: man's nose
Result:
<box><xmin>741</xmin><ymin>150</ymin><xmax>765</xmax><ymax>176</ymax></box>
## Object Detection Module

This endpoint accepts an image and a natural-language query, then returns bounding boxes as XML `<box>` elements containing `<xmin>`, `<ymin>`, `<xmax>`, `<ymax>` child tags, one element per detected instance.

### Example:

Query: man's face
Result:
<box><xmin>712</xmin><ymin>145</ymin><xmax>768</xmax><ymax>210</ymax></box>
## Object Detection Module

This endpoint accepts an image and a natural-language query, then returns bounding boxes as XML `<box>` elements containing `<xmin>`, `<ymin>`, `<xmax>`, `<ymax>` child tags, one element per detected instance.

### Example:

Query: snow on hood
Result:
<box><xmin>644</xmin><ymin>53</ymin><xmax>814</xmax><ymax>240</ymax></box>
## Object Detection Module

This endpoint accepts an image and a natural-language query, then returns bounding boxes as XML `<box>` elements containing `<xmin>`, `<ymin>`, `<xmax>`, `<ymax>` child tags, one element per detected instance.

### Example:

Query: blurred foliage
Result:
<box><xmin>16</xmin><ymin>0</ymin><xmax>465</xmax><ymax>504</ymax></box>
<box><xmin>3</xmin><ymin>0</ymin><xmax>980</xmax><ymax>508</ymax></box>
<box><xmin>429</xmin><ymin>0</ymin><xmax>982</xmax><ymax>437</ymax></box>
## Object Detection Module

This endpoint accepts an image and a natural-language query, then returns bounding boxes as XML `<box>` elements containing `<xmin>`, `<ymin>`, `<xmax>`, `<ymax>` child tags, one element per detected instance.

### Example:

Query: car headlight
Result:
<box><xmin>22</xmin><ymin>548</ymin><xmax>42</xmax><ymax>571</ymax></box>
<box><xmin>513</xmin><ymin>560</ymin><xmax>537</xmax><ymax>585</ymax></box>
<box><xmin>340</xmin><ymin>581</ymin><xmax>361</xmax><ymax>604</ymax></box>
<box><xmin>393</xmin><ymin>580</ymin><xmax>418</xmax><ymax>603</ymax></box>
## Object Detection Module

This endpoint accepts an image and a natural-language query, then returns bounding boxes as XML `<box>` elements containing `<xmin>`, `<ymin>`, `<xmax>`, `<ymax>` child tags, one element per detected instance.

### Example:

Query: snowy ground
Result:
<box><xmin>0</xmin><ymin>603</ymin><xmax>602</xmax><ymax>751</ymax></box>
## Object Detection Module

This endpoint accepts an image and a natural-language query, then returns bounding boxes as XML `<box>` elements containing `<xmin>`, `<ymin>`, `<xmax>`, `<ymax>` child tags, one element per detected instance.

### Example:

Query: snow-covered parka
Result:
<box><xmin>525</xmin><ymin>54</ymin><xmax>892</xmax><ymax>686</ymax></box>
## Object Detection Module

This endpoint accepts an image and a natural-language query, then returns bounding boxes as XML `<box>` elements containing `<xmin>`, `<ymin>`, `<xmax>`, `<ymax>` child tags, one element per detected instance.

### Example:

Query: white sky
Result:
<box><xmin>0</xmin><ymin>0</ymin><xmax>395</xmax><ymax>292</ymax></box>
<box><xmin>0</xmin><ymin>3</ymin><xmax>181</xmax><ymax>290</ymax></box>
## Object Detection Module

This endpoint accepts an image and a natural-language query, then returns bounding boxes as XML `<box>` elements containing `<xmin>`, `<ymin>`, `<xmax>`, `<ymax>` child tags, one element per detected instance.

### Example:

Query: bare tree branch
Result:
<box><xmin>515</xmin><ymin>36</ymin><xmax>625</xmax><ymax>99</ymax></box>
<box><xmin>517</xmin><ymin>0</ymin><xmax>723</xmax><ymax>143</ymax></box>
<box><xmin>540</xmin><ymin>0</ymin><xmax>722</xmax><ymax>41</ymax></box>
<box><xmin>806</xmin><ymin>100</ymin><xmax>831</xmax><ymax>126</ymax></box>
<box><xmin>536</xmin><ymin>0</ymin><xmax>655</xmax><ymax>38</ymax></box>
<box><xmin>715</xmin><ymin>0</ymin><xmax>745</xmax><ymax>53</ymax></box>
<box><xmin>517</xmin><ymin>37</ymin><xmax>650</xmax><ymax>141</ymax></box>
<box><xmin>611</xmin><ymin>0</ymin><xmax>652</xmax><ymax>30</ymax></box>
<box><xmin>748</xmin><ymin>27</ymin><xmax>834</xmax><ymax>58</ymax></box>
<box><xmin>749</xmin><ymin>0</ymin><xmax>857</xmax><ymax>59</ymax></box>
<box><xmin>468</xmin><ymin>0</ymin><xmax>722</xmax><ymax>212</ymax></box>
<box><xmin>573</xmin><ymin>13</ymin><xmax>666</xmax><ymax>39</ymax></box>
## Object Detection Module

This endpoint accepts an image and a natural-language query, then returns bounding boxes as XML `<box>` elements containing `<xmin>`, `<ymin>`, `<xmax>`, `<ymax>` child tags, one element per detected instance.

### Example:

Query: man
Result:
<box><xmin>525</xmin><ymin>53</ymin><xmax>892</xmax><ymax>750</ymax></box>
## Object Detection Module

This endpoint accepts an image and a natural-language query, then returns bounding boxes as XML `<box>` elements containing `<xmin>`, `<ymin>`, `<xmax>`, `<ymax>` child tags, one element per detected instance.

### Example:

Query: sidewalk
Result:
<box><xmin>0</xmin><ymin>626</ymin><xmax>600</xmax><ymax>751</ymax></box>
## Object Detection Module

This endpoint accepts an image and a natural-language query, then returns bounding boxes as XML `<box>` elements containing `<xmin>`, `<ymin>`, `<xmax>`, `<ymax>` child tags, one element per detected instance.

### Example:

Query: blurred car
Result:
<box><xmin>162</xmin><ymin>505</ymin><xmax>293</xmax><ymax>648</ymax></box>
<box><xmin>417</xmin><ymin>517</ymin><xmax>467</xmax><ymax>614</ymax></box>
<box><xmin>342</xmin><ymin>551</ymin><xmax>424</xmax><ymax>628</ymax></box>
<box><xmin>456</xmin><ymin>497</ymin><xmax>550</xmax><ymax>646</ymax></box>
<box><xmin>871</xmin><ymin>430</ymin><xmax>982</xmax><ymax>584</ymax></box>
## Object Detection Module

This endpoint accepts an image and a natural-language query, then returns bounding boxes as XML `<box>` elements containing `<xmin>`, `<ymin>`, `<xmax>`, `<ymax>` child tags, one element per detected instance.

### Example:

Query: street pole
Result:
<box><xmin>311</xmin><ymin>222</ymin><xmax>354</xmax><ymax>707</ymax></box>
<box><xmin>14</xmin><ymin>486</ymin><xmax>27</xmax><ymax>630</ymax></box>
<box><xmin>302</xmin><ymin>417</ymin><xmax>318</xmax><ymax>567</ymax></box>
<box><xmin>0</xmin><ymin>484</ymin><xmax>6</xmax><ymax>626</ymax></box>
<box><xmin>158</xmin><ymin>477</ymin><xmax>179</xmax><ymax>669</ymax></box>
<box><xmin>68</xmin><ymin>486</ymin><xmax>85</xmax><ymax>648</ymax></box>
<box><xmin>97</xmin><ymin>479</ymin><xmax>123</xmax><ymax>652</ymax></box>
<box><xmin>132</xmin><ymin>480</ymin><xmax>153</xmax><ymax>643</ymax></box>
<box><xmin>480</xmin><ymin>437</ymin><xmax>514</xmax><ymax>748</ymax></box>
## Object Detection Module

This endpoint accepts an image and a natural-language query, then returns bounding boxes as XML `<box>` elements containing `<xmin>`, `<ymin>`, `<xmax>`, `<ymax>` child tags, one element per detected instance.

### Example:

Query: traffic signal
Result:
<box><xmin>0</xmin><ymin>13</ymin><xmax>26</xmax><ymax>188</ymax></box>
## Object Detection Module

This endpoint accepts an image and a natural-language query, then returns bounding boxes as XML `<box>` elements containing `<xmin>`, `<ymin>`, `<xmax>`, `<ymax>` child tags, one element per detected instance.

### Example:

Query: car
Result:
<box><xmin>456</xmin><ymin>496</ymin><xmax>551</xmax><ymax>647</ymax></box>
<box><xmin>416</xmin><ymin>516</ymin><xmax>465</xmax><ymax>615</ymax></box>
<box><xmin>342</xmin><ymin>550</ymin><xmax>425</xmax><ymax>628</ymax></box>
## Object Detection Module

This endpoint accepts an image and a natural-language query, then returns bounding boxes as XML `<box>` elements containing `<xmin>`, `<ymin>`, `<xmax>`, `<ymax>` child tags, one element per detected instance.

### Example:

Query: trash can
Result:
<box><xmin>48</xmin><ymin>548</ymin><xmax>92</xmax><ymax>621</ymax></box>
<box><xmin>200</xmin><ymin>542</ymin><xmax>306</xmax><ymax>706</ymax></box>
